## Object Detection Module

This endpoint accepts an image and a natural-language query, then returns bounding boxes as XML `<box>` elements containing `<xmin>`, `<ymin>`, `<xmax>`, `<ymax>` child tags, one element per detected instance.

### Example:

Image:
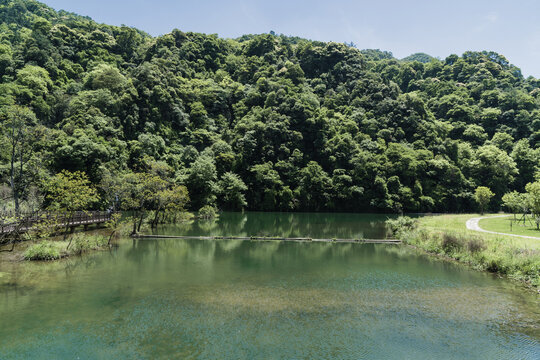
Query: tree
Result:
<box><xmin>104</xmin><ymin>212</ymin><xmax>122</xmax><ymax>245</ymax></box>
<box><xmin>151</xmin><ymin>185</ymin><xmax>190</xmax><ymax>227</ymax></box>
<box><xmin>85</xmin><ymin>64</ymin><xmax>127</xmax><ymax>92</ymax></box>
<box><xmin>0</xmin><ymin>2</ymin><xmax>540</xmax><ymax>216</ymax></box>
<box><xmin>45</xmin><ymin>170</ymin><xmax>99</xmax><ymax>212</ymax></box>
<box><xmin>525</xmin><ymin>181</ymin><xmax>540</xmax><ymax>230</ymax></box>
<box><xmin>44</xmin><ymin>170</ymin><xmax>99</xmax><ymax>244</ymax></box>
<box><xmin>511</xmin><ymin>140</ymin><xmax>540</xmax><ymax>190</ymax></box>
<box><xmin>217</xmin><ymin>172</ymin><xmax>247</xmax><ymax>211</ymax></box>
<box><xmin>117</xmin><ymin>172</ymin><xmax>169</xmax><ymax>234</ymax></box>
<box><xmin>501</xmin><ymin>191</ymin><xmax>527</xmax><ymax>219</ymax></box>
<box><xmin>1</xmin><ymin>106</ymin><xmax>37</xmax><ymax>213</ymax></box>
<box><xmin>296</xmin><ymin>161</ymin><xmax>332</xmax><ymax>211</ymax></box>
<box><xmin>181</xmin><ymin>153</ymin><xmax>217</xmax><ymax>210</ymax></box>
<box><xmin>249</xmin><ymin>162</ymin><xmax>289</xmax><ymax>211</ymax></box>
<box><xmin>469</xmin><ymin>145</ymin><xmax>518</xmax><ymax>198</ymax></box>
<box><xmin>474</xmin><ymin>186</ymin><xmax>494</xmax><ymax>215</ymax></box>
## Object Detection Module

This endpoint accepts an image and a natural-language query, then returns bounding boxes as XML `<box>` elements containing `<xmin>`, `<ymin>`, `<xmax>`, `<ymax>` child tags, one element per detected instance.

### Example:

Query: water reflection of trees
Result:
<box><xmin>2</xmin><ymin>239</ymin><xmax>379</xmax><ymax>305</ymax></box>
<box><xmin>125</xmin><ymin>236</ymin><xmax>415</xmax><ymax>272</ymax></box>
<box><xmin>2</xmin><ymin>236</ymin><xmax>540</xmax><ymax>343</ymax></box>
<box><xmin>156</xmin><ymin>212</ymin><xmax>391</xmax><ymax>239</ymax></box>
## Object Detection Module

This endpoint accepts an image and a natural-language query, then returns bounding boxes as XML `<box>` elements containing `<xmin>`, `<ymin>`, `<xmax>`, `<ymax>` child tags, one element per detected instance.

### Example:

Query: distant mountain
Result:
<box><xmin>0</xmin><ymin>0</ymin><xmax>538</xmax><ymax>214</ymax></box>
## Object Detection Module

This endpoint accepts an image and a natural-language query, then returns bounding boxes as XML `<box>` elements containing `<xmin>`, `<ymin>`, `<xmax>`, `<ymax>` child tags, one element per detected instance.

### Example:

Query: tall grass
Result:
<box><xmin>69</xmin><ymin>233</ymin><xmax>109</xmax><ymax>255</ymax></box>
<box><xmin>393</xmin><ymin>217</ymin><xmax>540</xmax><ymax>289</ymax></box>
<box><xmin>23</xmin><ymin>234</ymin><xmax>110</xmax><ymax>261</ymax></box>
<box><xmin>23</xmin><ymin>241</ymin><xmax>62</xmax><ymax>260</ymax></box>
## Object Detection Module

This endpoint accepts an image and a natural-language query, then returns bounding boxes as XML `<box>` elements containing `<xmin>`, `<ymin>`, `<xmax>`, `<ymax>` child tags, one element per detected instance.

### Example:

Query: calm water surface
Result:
<box><xmin>154</xmin><ymin>211</ymin><xmax>397</xmax><ymax>239</ymax></box>
<box><xmin>0</xmin><ymin>212</ymin><xmax>538</xmax><ymax>359</ymax></box>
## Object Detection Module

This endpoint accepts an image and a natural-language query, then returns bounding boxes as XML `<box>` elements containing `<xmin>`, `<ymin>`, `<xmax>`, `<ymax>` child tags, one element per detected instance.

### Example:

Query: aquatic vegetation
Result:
<box><xmin>70</xmin><ymin>234</ymin><xmax>109</xmax><ymax>255</ymax></box>
<box><xmin>23</xmin><ymin>241</ymin><xmax>62</xmax><ymax>260</ymax></box>
<box><xmin>22</xmin><ymin>234</ymin><xmax>110</xmax><ymax>261</ymax></box>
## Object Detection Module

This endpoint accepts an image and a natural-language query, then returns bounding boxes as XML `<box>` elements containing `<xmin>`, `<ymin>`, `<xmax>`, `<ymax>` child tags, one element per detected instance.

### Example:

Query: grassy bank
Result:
<box><xmin>22</xmin><ymin>233</ymin><xmax>110</xmax><ymax>261</ymax></box>
<box><xmin>389</xmin><ymin>215</ymin><xmax>540</xmax><ymax>290</ymax></box>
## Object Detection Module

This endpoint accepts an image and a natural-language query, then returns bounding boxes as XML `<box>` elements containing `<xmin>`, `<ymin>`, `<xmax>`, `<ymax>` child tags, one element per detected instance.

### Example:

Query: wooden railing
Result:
<box><xmin>0</xmin><ymin>211</ymin><xmax>114</xmax><ymax>236</ymax></box>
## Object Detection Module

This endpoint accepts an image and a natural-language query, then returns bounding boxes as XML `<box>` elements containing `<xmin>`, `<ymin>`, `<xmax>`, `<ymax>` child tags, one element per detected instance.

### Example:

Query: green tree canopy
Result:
<box><xmin>474</xmin><ymin>186</ymin><xmax>494</xmax><ymax>215</ymax></box>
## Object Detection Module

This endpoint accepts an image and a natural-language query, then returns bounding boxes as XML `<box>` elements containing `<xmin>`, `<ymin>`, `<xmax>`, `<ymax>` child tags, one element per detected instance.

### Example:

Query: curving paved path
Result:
<box><xmin>465</xmin><ymin>215</ymin><xmax>540</xmax><ymax>240</ymax></box>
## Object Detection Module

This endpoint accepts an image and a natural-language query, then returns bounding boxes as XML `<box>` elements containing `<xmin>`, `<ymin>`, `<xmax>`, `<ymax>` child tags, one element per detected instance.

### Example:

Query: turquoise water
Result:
<box><xmin>0</xmin><ymin>213</ymin><xmax>538</xmax><ymax>359</ymax></box>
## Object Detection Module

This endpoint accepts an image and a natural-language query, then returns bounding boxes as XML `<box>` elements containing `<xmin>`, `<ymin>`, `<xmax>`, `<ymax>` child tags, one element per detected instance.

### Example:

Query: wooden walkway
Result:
<box><xmin>0</xmin><ymin>211</ymin><xmax>113</xmax><ymax>236</ymax></box>
<box><xmin>133</xmin><ymin>234</ymin><xmax>401</xmax><ymax>244</ymax></box>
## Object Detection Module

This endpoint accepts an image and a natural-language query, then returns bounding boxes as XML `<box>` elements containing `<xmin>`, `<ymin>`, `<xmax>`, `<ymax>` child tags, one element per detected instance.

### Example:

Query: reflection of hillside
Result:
<box><xmin>197</xmin><ymin>220</ymin><xmax>219</xmax><ymax>233</ymax></box>
<box><xmin>155</xmin><ymin>212</ymin><xmax>394</xmax><ymax>239</ymax></box>
<box><xmin>218</xmin><ymin>239</ymin><xmax>243</xmax><ymax>252</ymax></box>
<box><xmin>2</xmin><ymin>235</ymin><xmax>540</xmax><ymax>355</ymax></box>
<box><xmin>125</xmin><ymin>238</ymin><xmax>422</xmax><ymax>268</ymax></box>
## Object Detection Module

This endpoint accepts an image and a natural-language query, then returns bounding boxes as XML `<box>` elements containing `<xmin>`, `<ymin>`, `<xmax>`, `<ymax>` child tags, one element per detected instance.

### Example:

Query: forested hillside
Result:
<box><xmin>1</xmin><ymin>0</ymin><xmax>539</xmax><ymax>214</ymax></box>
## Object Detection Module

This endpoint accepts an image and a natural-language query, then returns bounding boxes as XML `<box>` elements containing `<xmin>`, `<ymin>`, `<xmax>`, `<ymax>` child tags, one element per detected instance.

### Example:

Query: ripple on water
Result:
<box><xmin>1</xmin><ymin>284</ymin><xmax>538</xmax><ymax>360</ymax></box>
<box><xmin>0</xmin><ymin>234</ymin><xmax>538</xmax><ymax>359</ymax></box>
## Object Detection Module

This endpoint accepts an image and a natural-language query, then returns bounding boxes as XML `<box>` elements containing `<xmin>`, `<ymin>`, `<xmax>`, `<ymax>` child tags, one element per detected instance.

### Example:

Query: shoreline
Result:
<box><xmin>392</xmin><ymin>214</ymin><xmax>540</xmax><ymax>294</ymax></box>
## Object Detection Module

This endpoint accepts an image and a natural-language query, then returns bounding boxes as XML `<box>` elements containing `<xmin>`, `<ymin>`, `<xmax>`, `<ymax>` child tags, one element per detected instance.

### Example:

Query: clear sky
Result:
<box><xmin>41</xmin><ymin>0</ymin><xmax>540</xmax><ymax>77</ymax></box>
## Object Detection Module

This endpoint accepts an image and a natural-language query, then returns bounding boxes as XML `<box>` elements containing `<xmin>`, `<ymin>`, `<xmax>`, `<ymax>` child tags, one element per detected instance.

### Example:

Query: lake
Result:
<box><xmin>0</xmin><ymin>212</ymin><xmax>538</xmax><ymax>359</ymax></box>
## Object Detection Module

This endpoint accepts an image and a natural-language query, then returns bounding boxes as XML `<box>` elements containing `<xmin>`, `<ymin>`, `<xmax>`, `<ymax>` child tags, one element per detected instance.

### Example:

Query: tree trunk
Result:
<box><xmin>64</xmin><ymin>212</ymin><xmax>73</xmax><ymax>248</ymax></box>
<box><xmin>108</xmin><ymin>230</ymin><xmax>116</xmax><ymax>246</ymax></box>
<box><xmin>9</xmin><ymin>144</ymin><xmax>19</xmax><ymax>214</ymax></box>
<box><xmin>137</xmin><ymin>211</ymin><xmax>145</xmax><ymax>232</ymax></box>
<box><xmin>0</xmin><ymin>238</ymin><xmax>16</xmax><ymax>252</ymax></box>
<box><xmin>152</xmin><ymin>209</ymin><xmax>161</xmax><ymax>228</ymax></box>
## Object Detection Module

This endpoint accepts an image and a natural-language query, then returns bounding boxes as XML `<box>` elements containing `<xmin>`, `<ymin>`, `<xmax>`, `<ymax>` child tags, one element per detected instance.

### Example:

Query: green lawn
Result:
<box><xmin>479</xmin><ymin>216</ymin><xmax>540</xmax><ymax>238</ymax></box>
<box><xmin>419</xmin><ymin>214</ymin><xmax>482</xmax><ymax>233</ymax></box>
<box><xmin>417</xmin><ymin>214</ymin><xmax>540</xmax><ymax>250</ymax></box>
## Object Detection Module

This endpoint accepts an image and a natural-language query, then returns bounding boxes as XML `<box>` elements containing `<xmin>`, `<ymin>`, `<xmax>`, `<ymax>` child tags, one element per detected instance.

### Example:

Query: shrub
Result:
<box><xmin>485</xmin><ymin>259</ymin><xmax>504</xmax><ymax>273</ymax></box>
<box><xmin>385</xmin><ymin>216</ymin><xmax>418</xmax><ymax>237</ymax></box>
<box><xmin>441</xmin><ymin>232</ymin><xmax>464</xmax><ymax>253</ymax></box>
<box><xmin>467</xmin><ymin>237</ymin><xmax>486</xmax><ymax>253</ymax></box>
<box><xmin>176</xmin><ymin>211</ymin><xmax>194</xmax><ymax>222</ymax></box>
<box><xmin>23</xmin><ymin>241</ymin><xmax>62</xmax><ymax>260</ymax></box>
<box><xmin>198</xmin><ymin>205</ymin><xmax>218</xmax><ymax>219</ymax></box>
<box><xmin>70</xmin><ymin>233</ymin><xmax>108</xmax><ymax>255</ymax></box>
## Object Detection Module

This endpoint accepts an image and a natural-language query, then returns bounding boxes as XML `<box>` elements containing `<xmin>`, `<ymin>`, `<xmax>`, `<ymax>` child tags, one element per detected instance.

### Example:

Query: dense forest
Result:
<box><xmin>0</xmin><ymin>0</ymin><xmax>539</xmax><ymax>214</ymax></box>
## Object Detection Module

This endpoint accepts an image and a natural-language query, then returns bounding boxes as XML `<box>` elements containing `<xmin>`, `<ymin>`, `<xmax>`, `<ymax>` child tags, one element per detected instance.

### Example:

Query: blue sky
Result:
<box><xmin>41</xmin><ymin>0</ymin><xmax>540</xmax><ymax>77</ymax></box>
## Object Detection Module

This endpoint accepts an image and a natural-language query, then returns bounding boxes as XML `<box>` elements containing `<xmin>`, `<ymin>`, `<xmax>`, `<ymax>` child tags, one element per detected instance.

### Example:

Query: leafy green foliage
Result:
<box><xmin>385</xmin><ymin>216</ymin><xmax>418</xmax><ymax>237</ymax></box>
<box><xmin>70</xmin><ymin>233</ymin><xmax>108</xmax><ymax>255</ymax></box>
<box><xmin>198</xmin><ymin>205</ymin><xmax>218</xmax><ymax>219</ymax></box>
<box><xmin>400</xmin><ymin>225</ymin><xmax>538</xmax><ymax>287</ymax></box>
<box><xmin>502</xmin><ymin>191</ymin><xmax>527</xmax><ymax>215</ymax></box>
<box><xmin>402</xmin><ymin>53</ymin><xmax>436</xmax><ymax>63</ymax></box>
<box><xmin>0</xmin><ymin>0</ymin><xmax>539</xmax><ymax>214</ymax></box>
<box><xmin>525</xmin><ymin>181</ymin><xmax>540</xmax><ymax>229</ymax></box>
<box><xmin>474</xmin><ymin>187</ymin><xmax>494</xmax><ymax>215</ymax></box>
<box><xmin>23</xmin><ymin>240</ymin><xmax>61</xmax><ymax>260</ymax></box>
<box><xmin>217</xmin><ymin>172</ymin><xmax>247</xmax><ymax>210</ymax></box>
<box><xmin>44</xmin><ymin>170</ymin><xmax>99</xmax><ymax>212</ymax></box>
